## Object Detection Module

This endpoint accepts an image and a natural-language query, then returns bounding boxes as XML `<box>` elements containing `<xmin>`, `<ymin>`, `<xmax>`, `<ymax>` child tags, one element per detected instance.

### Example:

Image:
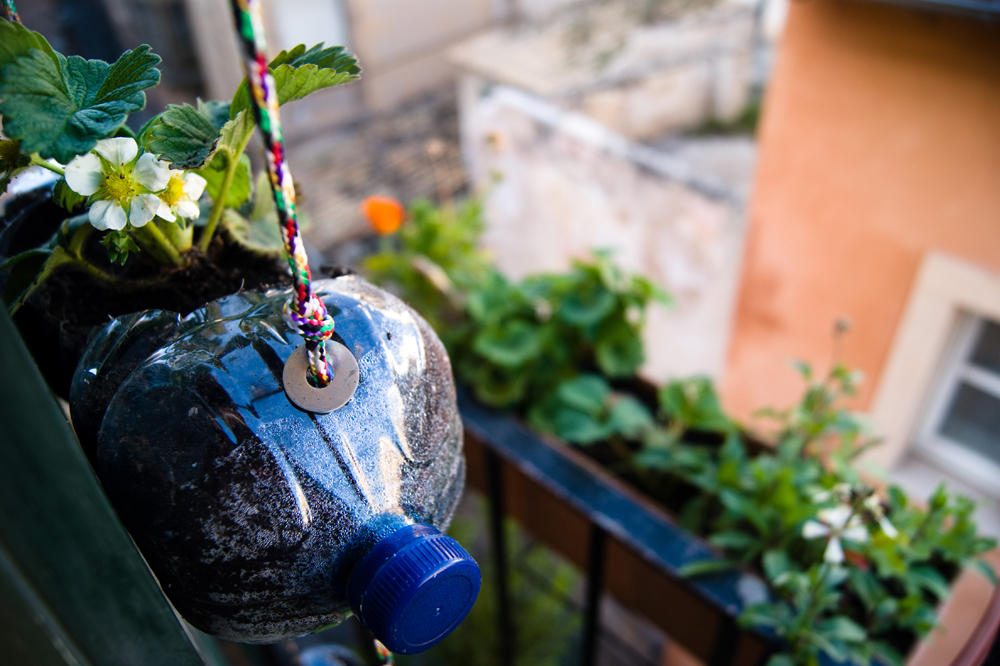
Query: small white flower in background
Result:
<box><xmin>155</xmin><ymin>171</ymin><xmax>207</xmax><ymax>222</ymax></box>
<box><xmin>65</xmin><ymin>137</ymin><xmax>170</xmax><ymax>231</ymax></box>
<box><xmin>802</xmin><ymin>505</ymin><xmax>869</xmax><ymax>564</ymax></box>
<box><xmin>864</xmin><ymin>495</ymin><xmax>899</xmax><ymax>539</ymax></box>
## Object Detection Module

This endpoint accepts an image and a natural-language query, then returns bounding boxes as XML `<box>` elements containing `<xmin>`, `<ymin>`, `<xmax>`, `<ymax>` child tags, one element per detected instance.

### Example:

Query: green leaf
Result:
<box><xmin>230</xmin><ymin>43</ymin><xmax>360</xmax><ymax>118</ymax></box>
<box><xmin>52</xmin><ymin>178</ymin><xmax>86</xmax><ymax>211</ymax></box>
<box><xmin>973</xmin><ymin>560</ymin><xmax>999</xmax><ymax>585</ymax></box>
<box><xmin>553</xmin><ymin>409</ymin><xmax>610</xmax><ymax>445</ymax></box>
<box><xmin>762</xmin><ymin>549</ymin><xmax>792</xmax><ymax>582</ymax></box>
<box><xmin>659</xmin><ymin>377</ymin><xmax>733</xmax><ymax>432</ymax></box>
<box><xmin>871</xmin><ymin>640</ymin><xmax>904</xmax><ymax>666</ymax></box>
<box><xmin>143</xmin><ymin>100</ymin><xmax>230</xmax><ymax>169</ymax></box>
<box><xmin>1</xmin><ymin>249</ymin><xmax>50</xmax><ymax>306</ymax></box>
<box><xmin>1</xmin><ymin>247</ymin><xmax>73</xmax><ymax>312</ymax></box>
<box><xmin>764</xmin><ymin>656</ymin><xmax>795</xmax><ymax>666</ymax></box>
<box><xmin>594</xmin><ymin>319</ymin><xmax>644</xmax><ymax>377</ymax></box>
<box><xmin>195</xmin><ymin>152</ymin><xmax>252</xmax><ymax>208</ymax></box>
<box><xmin>719</xmin><ymin>489</ymin><xmax>768</xmax><ymax>533</ymax></box>
<box><xmin>556</xmin><ymin>375</ymin><xmax>610</xmax><ymax>416</ymax></box>
<box><xmin>472</xmin><ymin>319</ymin><xmax>542</xmax><ymax>368</ymax></box>
<box><xmin>222</xmin><ymin>171</ymin><xmax>285</xmax><ymax>255</ymax></box>
<box><xmin>100</xmin><ymin>230</ymin><xmax>141</xmax><ymax>265</ymax></box>
<box><xmin>558</xmin><ymin>288</ymin><xmax>616</xmax><ymax>327</ymax></box>
<box><xmin>607</xmin><ymin>396</ymin><xmax>654</xmax><ymax>438</ymax></box>
<box><xmin>0</xmin><ymin>45</ymin><xmax>161</xmax><ymax>163</ymax></box>
<box><xmin>679</xmin><ymin>559</ymin><xmax>737</xmax><ymax>578</ymax></box>
<box><xmin>816</xmin><ymin>617</ymin><xmax>866</xmax><ymax>643</ymax></box>
<box><xmin>708</xmin><ymin>530</ymin><xmax>755</xmax><ymax>551</ymax></box>
<box><xmin>909</xmin><ymin>566</ymin><xmax>950</xmax><ymax>600</ymax></box>
<box><xmin>0</xmin><ymin>138</ymin><xmax>31</xmax><ymax>194</ymax></box>
<box><xmin>0</xmin><ymin>18</ymin><xmax>58</xmax><ymax>71</ymax></box>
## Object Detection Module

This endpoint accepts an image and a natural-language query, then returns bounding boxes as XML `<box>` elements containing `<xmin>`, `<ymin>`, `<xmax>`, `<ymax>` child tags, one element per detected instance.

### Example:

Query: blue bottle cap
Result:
<box><xmin>347</xmin><ymin>524</ymin><xmax>481</xmax><ymax>654</ymax></box>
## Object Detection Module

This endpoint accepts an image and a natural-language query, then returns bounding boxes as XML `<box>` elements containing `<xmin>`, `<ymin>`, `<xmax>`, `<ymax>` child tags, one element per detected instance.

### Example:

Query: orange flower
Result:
<box><xmin>362</xmin><ymin>196</ymin><xmax>405</xmax><ymax>235</ymax></box>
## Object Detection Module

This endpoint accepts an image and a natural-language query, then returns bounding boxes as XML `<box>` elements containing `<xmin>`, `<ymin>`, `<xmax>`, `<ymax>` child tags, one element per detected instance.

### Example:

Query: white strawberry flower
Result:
<box><xmin>864</xmin><ymin>495</ymin><xmax>900</xmax><ymax>539</ymax></box>
<box><xmin>155</xmin><ymin>171</ymin><xmax>208</xmax><ymax>222</ymax></box>
<box><xmin>65</xmin><ymin>137</ymin><xmax>170</xmax><ymax>231</ymax></box>
<box><xmin>802</xmin><ymin>505</ymin><xmax>869</xmax><ymax>563</ymax></box>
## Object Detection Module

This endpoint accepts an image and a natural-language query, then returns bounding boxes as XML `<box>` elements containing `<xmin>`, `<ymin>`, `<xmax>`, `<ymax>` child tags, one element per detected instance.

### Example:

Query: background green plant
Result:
<box><xmin>363</xmin><ymin>197</ymin><xmax>997</xmax><ymax>666</ymax></box>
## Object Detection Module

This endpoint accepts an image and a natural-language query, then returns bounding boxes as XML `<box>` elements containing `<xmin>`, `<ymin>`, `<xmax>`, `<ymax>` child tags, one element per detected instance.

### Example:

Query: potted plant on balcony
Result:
<box><xmin>361</xmin><ymin>196</ymin><xmax>998</xmax><ymax>666</ymax></box>
<box><xmin>0</xmin><ymin>14</ymin><xmax>359</xmax><ymax>395</ymax></box>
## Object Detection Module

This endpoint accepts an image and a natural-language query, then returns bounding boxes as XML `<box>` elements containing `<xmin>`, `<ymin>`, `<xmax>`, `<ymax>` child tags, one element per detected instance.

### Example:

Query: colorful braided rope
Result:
<box><xmin>5</xmin><ymin>0</ymin><xmax>20</xmax><ymax>23</ymax></box>
<box><xmin>374</xmin><ymin>639</ymin><xmax>396</xmax><ymax>665</ymax></box>
<box><xmin>229</xmin><ymin>0</ymin><xmax>335</xmax><ymax>388</ymax></box>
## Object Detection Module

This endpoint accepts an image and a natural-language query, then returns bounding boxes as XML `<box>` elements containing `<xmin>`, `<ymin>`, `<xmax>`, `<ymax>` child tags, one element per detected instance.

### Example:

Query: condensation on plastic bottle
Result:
<box><xmin>70</xmin><ymin>276</ymin><xmax>480</xmax><ymax>652</ymax></box>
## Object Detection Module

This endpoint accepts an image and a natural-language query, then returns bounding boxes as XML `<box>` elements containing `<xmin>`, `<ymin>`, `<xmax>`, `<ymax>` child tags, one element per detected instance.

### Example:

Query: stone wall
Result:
<box><xmin>459</xmin><ymin>81</ymin><xmax>755</xmax><ymax>381</ymax></box>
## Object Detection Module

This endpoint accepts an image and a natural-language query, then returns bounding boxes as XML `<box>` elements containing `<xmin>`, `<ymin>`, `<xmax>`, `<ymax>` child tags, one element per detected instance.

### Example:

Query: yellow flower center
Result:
<box><xmin>102</xmin><ymin>169</ymin><xmax>137</xmax><ymax>204</ymax></box>
<box><xmin>159</xmin><ymin>174</ymin><xmax>186</xmax><ymax>208</ymax></box>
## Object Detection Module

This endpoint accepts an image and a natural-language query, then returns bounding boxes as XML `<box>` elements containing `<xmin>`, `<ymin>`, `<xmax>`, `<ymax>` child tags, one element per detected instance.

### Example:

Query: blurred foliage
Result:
<box><xmin>362</xmin><ymin>197</ymin><xmax>997</xmax><ymax>666</ymax></box>
<box><xmin>364</xmin><ymin>198</ymin><xmax>669</xmax><ymax>415</ymax></box>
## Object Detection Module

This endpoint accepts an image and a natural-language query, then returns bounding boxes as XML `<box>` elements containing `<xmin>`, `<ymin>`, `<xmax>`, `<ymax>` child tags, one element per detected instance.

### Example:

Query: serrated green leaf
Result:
<box><xmin>52</xmin><ymin>178</ymin><xmax>86</xmax><ymax>211</ymax></box>
<box><xmin>558</xmin><ymin>287</ymin><xmax>616</xmax><ymax>327</ymax></box>
<box><xmin>553</xmin><ymin>409</ymin><xmax>610</xmax><ymax>444</ymax></box>
<box><xmin>607</xmin><ymin>396</ymin><xmax>654</xmax><ymax>438</ymax></box>
<box><xmin>222</xmin><ymin>171</ymin><xmax>284</xmax><ymax>255</ymax></box>
<box><xmin>217</xmin><ymin>109</ymin><xmax>255</xmax><ymax>157</ymax></box>
<box><xmin>195</xmin><ymin>151</ymin><xmax>251</xmax><ymax>208</ymax></box>
<box><xmin>472</xmin><ymin>319</ymin><xmax>541</xmax><ymax>367</ymax></box>
<box><xmin>557</xmin><ymin>375</ymin><xmax>610</xmax><ymax>416</ymax></box>
<box><xmin>659</xmin><ymin>377</ymin><xmax>733</xmax><ymax>432</ymax></box>
<box><xmin>230</xmin><ymin>43</ymin><xmax>360</xmax><ymax>118</ymax></box>
<box><xmin>595</xmin><ymin>318</ymin><xmax>644</xmax><ymax>377</ymax></box>
<box><xmin>0</xmin><ymin>45</ymin><xmax>161</xmax><ymax>163</ymax></box>
<box><xmin>143</xmin><ymin>100</ymin><xmax>230</xmax><ymax>168</ymax></box>
<box><xmin>0</xmin><ymin>18</ymin><xmax>57</xmax><ymax>71</ymax></box>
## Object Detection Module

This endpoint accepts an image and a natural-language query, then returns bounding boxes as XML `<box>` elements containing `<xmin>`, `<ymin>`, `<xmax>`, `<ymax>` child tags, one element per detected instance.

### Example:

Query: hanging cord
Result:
<box><xmin>5</xmin><ymin>0</ymin><xmax>20</xmax><ymax>23</ymax></box>
<box><xmin>374</xmin><ymin>639</ymin><xmax>396</xmax><ymax>665</ymax></box>
<box><xmin>229</xmin><ymin>0</ymin><xmax>335</xmax><ymax>387</ymax></box>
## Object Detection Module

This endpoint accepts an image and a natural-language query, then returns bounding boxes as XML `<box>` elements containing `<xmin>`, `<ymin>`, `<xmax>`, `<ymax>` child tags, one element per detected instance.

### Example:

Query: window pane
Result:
<box><xmin>970</xmin><ymin>320</ymin><xmax>1000</xmax><ymax>374</ymax></box>
<box><xmin>939</xmin><ymin>382</ymin><xmax>1000</xmax><ymax>466</ymax></box>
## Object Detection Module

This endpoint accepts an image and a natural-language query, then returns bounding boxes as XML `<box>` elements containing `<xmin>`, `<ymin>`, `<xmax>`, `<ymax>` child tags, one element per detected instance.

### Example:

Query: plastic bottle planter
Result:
<box><xmin>70</xmin><ymin>276</ymin><xmax>481</xmax><ymax>652</ymax></box>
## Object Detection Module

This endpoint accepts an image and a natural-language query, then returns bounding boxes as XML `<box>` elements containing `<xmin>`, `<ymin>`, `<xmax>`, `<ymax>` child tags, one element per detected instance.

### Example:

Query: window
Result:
<box><xmin>916</xmin><ymin>314</ymin><xmax>1000</xmax><ymax>497</ymax></box>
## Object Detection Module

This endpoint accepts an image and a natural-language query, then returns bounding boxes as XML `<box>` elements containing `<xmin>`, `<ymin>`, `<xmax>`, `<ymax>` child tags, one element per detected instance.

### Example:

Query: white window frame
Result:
<box><xmin>913</xmin><ymin>314</ymin><xmax>1000</xmax><ymax>497</ymax></box>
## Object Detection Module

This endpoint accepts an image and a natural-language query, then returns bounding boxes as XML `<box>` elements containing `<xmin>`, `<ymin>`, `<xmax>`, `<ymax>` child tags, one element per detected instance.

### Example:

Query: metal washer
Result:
<box><xmin>283</xmin><ymin>341</ymin><xmax>360</xmax><ymax>414</ymax></box>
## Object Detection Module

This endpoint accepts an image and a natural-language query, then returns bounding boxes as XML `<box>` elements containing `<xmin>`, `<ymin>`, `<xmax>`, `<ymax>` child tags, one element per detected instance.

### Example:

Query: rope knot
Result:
<box><xmin>283</xmin><ymin>294</ymin><xmax>335</xmax><ymax>387</ymax></box>
<box><xmin>283</xmin><ymin>294</ymin><xmax>335</xmax><ymax>342</ymax></box>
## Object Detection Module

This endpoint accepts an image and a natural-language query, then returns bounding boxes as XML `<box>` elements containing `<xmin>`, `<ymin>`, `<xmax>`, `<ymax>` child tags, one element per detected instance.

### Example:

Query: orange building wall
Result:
<box><xmin>721</xmin><ymin>0</ymin><xmax>1000</xmax><ymax>421</ymax></box>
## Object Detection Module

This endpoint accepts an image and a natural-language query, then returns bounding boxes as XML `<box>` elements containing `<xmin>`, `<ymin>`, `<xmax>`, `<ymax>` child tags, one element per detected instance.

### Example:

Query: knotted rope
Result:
<box><xmin>5</xmin><ymin>0</ymin><xmax>20</xmax><ymax>23</ymax></box>
<box><xmin>229</xmin><ymin>0</ymin><xmax>335</xmax><ymax>388</ymax></box>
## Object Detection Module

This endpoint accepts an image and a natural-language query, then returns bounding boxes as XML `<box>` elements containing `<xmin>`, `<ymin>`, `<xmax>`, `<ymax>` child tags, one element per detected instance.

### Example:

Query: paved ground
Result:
<box><xmin>286</xmin><ymin>89</ymin><xmax>467</xmax><ymax>258</ymax></box>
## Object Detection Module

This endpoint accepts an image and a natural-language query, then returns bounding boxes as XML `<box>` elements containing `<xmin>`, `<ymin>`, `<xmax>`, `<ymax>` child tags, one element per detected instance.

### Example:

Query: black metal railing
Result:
<box><xmin>459</xmin><ymin>390</ymin><xmax>776</xmax><ymax>666</ymax></box>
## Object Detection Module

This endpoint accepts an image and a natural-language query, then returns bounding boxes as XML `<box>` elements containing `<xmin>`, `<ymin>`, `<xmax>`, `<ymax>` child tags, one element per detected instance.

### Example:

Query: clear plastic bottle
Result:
<box><xmin>70</xmin><ymin>276</ymin><xmax>480</xmax><ymax>652</ymax></box>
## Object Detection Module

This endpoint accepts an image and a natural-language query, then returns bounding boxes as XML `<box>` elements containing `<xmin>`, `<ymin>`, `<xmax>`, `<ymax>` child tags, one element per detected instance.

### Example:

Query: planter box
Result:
<box><xmin>459</xmin><ymin>389</ymin><xmax>1000</xmax><ymax>666</ymax></box>
<box><xmin>459</xmin><ymin>389</ymin><xmax>777</xmax><ymax>666</ymax></box>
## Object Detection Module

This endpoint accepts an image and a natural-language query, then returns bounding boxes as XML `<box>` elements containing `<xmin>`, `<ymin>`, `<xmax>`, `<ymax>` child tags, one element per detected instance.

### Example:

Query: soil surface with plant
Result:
<box><xmin>0</xmin><ymin>16</ymin><xmax>360</xmax><ymax>394</ymax></box>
